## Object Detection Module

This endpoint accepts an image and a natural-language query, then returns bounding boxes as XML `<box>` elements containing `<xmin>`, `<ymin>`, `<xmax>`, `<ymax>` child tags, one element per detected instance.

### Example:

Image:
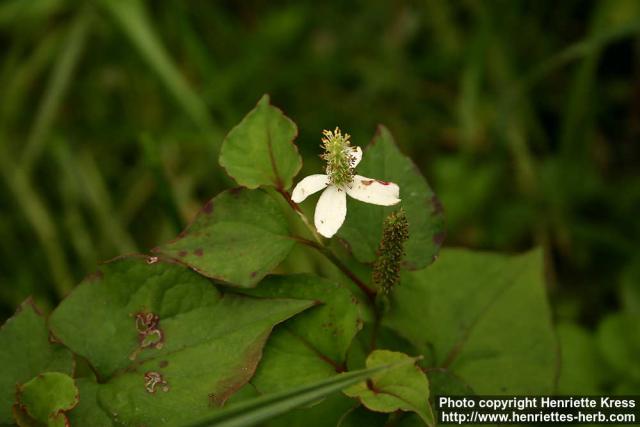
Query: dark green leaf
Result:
<box><xmin>220</xmin><ymin>94</ymin><xmax>301</xmax><ymax>190</ymax></box>
<box><xmin>338</xmin><ymin>126</ymin><xmax>444</xmax><ymax>270</ymax></box>
<box><xmin>0</xmin><ymin>301</ymin><xmax>74</xmax><ymax>424</ymax></box>
<box><xmin>385</xmin><ymin>249</ymin><xmax>557</xmax><ymax>394</ymax></box>
<box><xmin>155</xmin><ymin>188</ymin><xmax>296</xmax><ymax>288</ymax></box>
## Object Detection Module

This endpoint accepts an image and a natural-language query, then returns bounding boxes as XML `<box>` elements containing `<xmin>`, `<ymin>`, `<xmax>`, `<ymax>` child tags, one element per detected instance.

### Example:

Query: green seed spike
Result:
<box><xmin>372</xmin><ymin>209</ymin><xmax>409</xmax><ymax>296</ymax></box>
<box><xmin>320</xmin><ymin>127</ymin><xmax>356</xmax><ymax>187</ymax></box>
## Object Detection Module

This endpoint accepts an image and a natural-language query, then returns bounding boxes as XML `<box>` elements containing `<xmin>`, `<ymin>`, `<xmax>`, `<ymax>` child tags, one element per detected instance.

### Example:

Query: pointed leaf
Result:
<box><xmin>344</xmin><ymin>350</ymin><xmax>433</xmax><ymax>426</ymax></box>
<box><xmin>385</xmin><ymin>249</ymin><xmax>558</xmax><ymax>394</ymax></box>
<box><xmin>240</xmin><ymin>274</ymin><xmax>363</xmax><ymax>392</ymax></box>
<box><xmin>155</xmin><ymin>188</ymin><xmax>296</xmax><ymax>287</ymax></box>
<box><xmin>220</xmin><ymin>94</ymin><xmax>301</xmax><ymax>190</ymax></box>
<box><xmin>49</xmin><ymin>256</ymin><xmax>314</xmax><ymax>426</ymax></box>
<box><xmin>338</xmin><ymin>126</ymin><xmax>444</xmax><ymax>270</ymax></box>
<box><xmin>0</xmin><ymin>301</ymin><xmax>73</xmax><ymax>424</ymax></box>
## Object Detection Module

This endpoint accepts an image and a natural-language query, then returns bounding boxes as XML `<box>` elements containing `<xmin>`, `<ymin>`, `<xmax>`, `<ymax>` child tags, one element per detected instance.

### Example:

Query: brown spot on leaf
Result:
<box><xmin>130</xmin><ymin>312</ymin><xmax>164</xmax><ymax>360</ymax></box>
<box><xmin>250</xmin><ymin>271</ymin><xmax>257</xmax><ymax>278</ymax></box>
<box><xmin>178</xmin><ymin>250</ymin><xmax>187</xmax><ymax>257</ymax></box>
<box><xmin>144</xmin><ymin>371</ymin><xmax>169</xmax><ymax>394</ymax></box>
<box><xmin>159</xmin><ymin>360</ymin><xmax>169</xmax><ymax>368</ymax></box>
<box><xmin>202</xmin><ymin>200</ymin><xmax>214</xmax><ymax>214</ymax></box>
<box><xmin>194</xmin><ymin>248</ymin><xmax>204</xmax><ymax>257</ymax></box>
<box><xmin>433</xmin><ymin>231</ymin><xmax>446</xmax><ymax>246</ymax></box>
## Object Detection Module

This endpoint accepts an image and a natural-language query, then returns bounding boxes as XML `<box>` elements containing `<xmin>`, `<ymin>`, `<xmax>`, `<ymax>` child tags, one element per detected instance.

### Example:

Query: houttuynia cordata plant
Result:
<box><xmin>0</xmin><ymin>95</ymin><xmax>556</xmax><ymax>427</ymax></box>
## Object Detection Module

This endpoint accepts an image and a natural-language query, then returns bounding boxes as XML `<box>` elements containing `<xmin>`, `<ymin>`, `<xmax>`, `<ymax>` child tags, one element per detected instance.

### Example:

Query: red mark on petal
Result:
<box><xmin>361</xmin><ymin>180</ymin><xmax>374</xmax><ymax>186</ymax></box>
<box><xmin>376</xmin><ymin>180</ymin><xmax>390</xmax><ymax>185</ymax></box>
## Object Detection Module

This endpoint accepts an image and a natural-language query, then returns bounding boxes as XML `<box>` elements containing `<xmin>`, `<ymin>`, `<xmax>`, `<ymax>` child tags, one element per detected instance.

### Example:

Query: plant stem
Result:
<box><xmin>293</xmin><ymin>236</ymin><xmax>376</xmax><ymax>302</ymax></box>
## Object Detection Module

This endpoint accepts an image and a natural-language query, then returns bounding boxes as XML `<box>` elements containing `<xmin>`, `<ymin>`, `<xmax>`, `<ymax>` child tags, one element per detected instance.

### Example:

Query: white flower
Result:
<box><xmin>292</xmin><ymin>146</ymin><xmax>401</xmax><ymax>238</ymax></box>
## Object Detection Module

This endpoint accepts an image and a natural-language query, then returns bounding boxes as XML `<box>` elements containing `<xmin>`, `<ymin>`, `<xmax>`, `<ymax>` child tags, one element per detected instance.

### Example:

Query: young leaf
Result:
<box><xmin>49</xmin><ymin>256</ymin><xmax>314</xmax><ymax>426</ymax></box>
<box><xmin>0</xmin><ymin>301</ymin><xmax>74</xmax><ymax>424</ymax></box>
<box><xmin>239</xmin><ymin>274</ymin><xmax>363</xmax><ymax>392</ymax></box>
<box><xmin>15</xmin><ymin>372</ymin><xmax>79</xmax><ymax>426</ymax></box>
<box><xmin>219</xmin><ymin>94</ymin><xmax>301</xmax><ymax>190</ymax></box>
<box><xmin>337</xmin><ymin>126</ymin><xmax>444</xmax><ymax>270</ymax></box>
<box><xmin>384</xmin><ymin>249</ymin><xmax>558</xmax><ymax>395</ymax></box>
<box><xmin>344</xmin><ymin>350</ymin><xmax>434</xmax><ymax>427</ymax></box>
<box><xmin>155</xmin><ymin>188</ymin><xmax>296</xmax><ymax>288</ymax></box>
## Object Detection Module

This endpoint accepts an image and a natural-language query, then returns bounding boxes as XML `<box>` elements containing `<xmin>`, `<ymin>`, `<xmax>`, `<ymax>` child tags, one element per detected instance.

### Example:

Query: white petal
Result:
<box><xmin>346</xmin><ymin>175</ymin><xmax>401</xmax><ymax>206</ymax></box>
<box><xmin>291</xmin><ymin>174</ymin><xmax>329</xmax><ymax>203</ymax></box>
<box><xmin>314</xmin><ymin>186</ymin><xmax>347</xmax><ymax>238</ymax></box>
<box><xmin>350</xmin><ymin>146</ymin><xmax>363</xmax><ymax>168</ymax></box>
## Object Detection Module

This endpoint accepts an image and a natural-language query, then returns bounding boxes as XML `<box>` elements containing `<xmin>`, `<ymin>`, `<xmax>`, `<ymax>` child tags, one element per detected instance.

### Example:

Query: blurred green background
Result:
<box><xmin>1</xmin><ymin>0</ymin><xmax>639</xmax><ymax>394</ymax></box>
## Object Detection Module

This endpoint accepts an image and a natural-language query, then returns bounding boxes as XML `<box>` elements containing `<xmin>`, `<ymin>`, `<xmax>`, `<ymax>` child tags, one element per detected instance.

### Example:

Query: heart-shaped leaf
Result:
<box><xmin>344</xmin><ymin>350</ymin><xmax>433</xmax><ymax>426</ymax></box>
<box><xmin>384</xmin><ymin>249</ymin><xmax>557</xmax><ymax>395</ymax></box>
<box><xmin>0</xmin><ymin>301</ymin><xmax>74</xmax><ymax>424</ymax></box>
<box><xmin>219</xmin><ymin>94</ymin><xmax>301</xmax><ymax>190</ymax></box>
<box><xmin>338</xmin><ymin>126</ymin><xmax>444</xmax><ymax>270</ymax></box>
<box><xmin>49</xmin><ymin>256</ymin><xmax>314</xmax><ymax>426</ymax></box>
<box><xmin>155</xmin><ymin>188</ymin><xmax>296</xmax><ymax>288</ymax></box>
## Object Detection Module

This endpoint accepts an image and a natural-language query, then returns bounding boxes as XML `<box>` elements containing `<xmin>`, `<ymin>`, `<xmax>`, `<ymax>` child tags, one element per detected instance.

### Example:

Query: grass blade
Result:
<box><xmin>184</xmin><ymin>363</ymin><xmax>408</xmax><ymax>427</ymax></box>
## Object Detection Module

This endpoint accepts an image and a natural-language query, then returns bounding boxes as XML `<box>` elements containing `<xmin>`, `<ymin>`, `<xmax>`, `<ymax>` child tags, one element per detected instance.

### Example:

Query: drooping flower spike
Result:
<box><xmin>292</xmin><ymin>128</ymin><xmax>401</xmax><ymax>238</ymax></box>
